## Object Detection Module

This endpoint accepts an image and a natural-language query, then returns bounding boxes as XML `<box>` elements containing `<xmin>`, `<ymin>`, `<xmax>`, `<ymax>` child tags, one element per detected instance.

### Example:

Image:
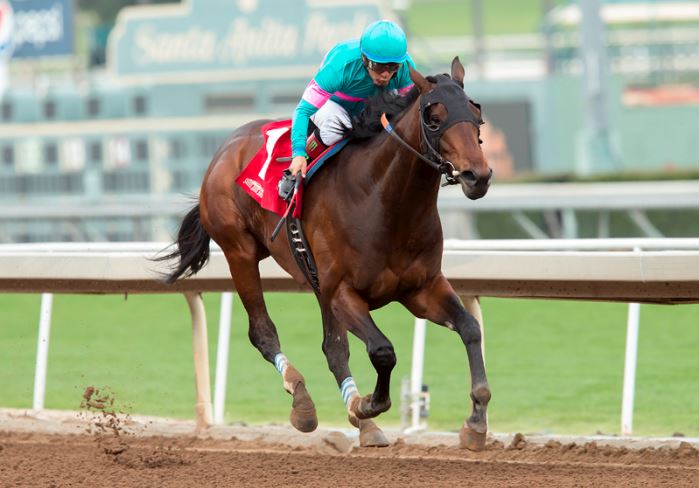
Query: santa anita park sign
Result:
<box><xmin>108</xmin><ymin>0</ymin><xmax>385</xmax><ymax>79</ymax></box>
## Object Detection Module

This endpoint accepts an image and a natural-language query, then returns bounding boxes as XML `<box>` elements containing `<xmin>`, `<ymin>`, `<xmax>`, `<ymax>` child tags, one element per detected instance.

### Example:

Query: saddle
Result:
<box><xmin>235</xmin><ymin>121</ymin><xmax>348</xmax><ymax>295</ymax></box>
<box><xmin>235</xmin><ymin>120</ymin><xmax>347</xmax><ymax>218</ymax></box>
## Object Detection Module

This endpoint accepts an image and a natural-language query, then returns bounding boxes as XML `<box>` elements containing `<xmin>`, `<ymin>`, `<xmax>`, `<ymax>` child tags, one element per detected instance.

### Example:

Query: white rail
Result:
<box><xmin>444</xmin><ymin>237</ymin><xmax>699</xmax><ymax>251</ymax></box>
<box><xmin>1</xmin><ymin>238</ymin><xmax>698</xmax><ymax>435</ymax></box>
<box><xmin>4</xmin><ymin>182</ymin><xmax>699</xmax><ymax>242</ymax></box>
<box><xmin>439</xmin><ymin>181</ymin><xmax>699</xmax><ymax>211</ymax></box>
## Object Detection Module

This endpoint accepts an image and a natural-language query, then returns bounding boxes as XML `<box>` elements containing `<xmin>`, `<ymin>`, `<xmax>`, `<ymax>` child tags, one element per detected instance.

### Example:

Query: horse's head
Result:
<box><xmin>410</xmin><ymin>58</ymin><xmax>492</xmax><ymax>200</ymax></box>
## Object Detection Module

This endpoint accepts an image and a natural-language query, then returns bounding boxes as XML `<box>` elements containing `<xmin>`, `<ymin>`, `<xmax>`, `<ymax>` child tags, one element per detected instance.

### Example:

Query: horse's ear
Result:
<box><xmin>451</xmin><ymin>56</ymin><xmax>465</xmax><ymax>87</ymax></box>
<box><xmin>409</xmin><ymin>66</ymin><xmax>432</xmax><ymax>93</ymax></box>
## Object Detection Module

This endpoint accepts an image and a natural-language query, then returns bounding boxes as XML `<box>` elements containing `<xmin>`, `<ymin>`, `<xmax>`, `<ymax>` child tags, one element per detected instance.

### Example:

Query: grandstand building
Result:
<box><xmin>0</xmin><ymin>0</ymin><xmax>697</xmax><ymax>242</ymax></box>
<box><xmin>0</xmin><ymin>0</ymin><xmax>386</xmax><ymax>241</ymax></box>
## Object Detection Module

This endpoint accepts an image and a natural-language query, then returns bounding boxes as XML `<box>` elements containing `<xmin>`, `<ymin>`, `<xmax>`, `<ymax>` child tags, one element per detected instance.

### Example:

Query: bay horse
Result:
<box><xmin>161</xmin><ymin>57</ymin><xmax>493</xmax><ymax>450</ymax></box>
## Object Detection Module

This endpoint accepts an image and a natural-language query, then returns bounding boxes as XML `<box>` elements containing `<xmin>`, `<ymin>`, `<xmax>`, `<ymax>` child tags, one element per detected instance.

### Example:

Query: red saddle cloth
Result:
<box><xmin>235</xmin><ymin>120</ymin><xmax>302</xmax><ymax>218</ymax></box>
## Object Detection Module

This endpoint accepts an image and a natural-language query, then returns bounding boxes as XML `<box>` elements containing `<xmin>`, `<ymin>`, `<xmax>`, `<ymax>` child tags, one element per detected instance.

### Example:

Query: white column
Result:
<box><xmin>621</xmin><ymin>301</ymin><xmax>641</xmax><ymax>436</ymax></box>
<box><xmin>213</xmin><ymin>292</ymin><xmax>233</xmax><ymax>425</ymax></box>
<box><xmin>184</xmin><ymin>291</ymin><xmax>213</xmax><ymax>431</ymax></box>
<box><xmin>408</xmin><ymin>318</ymin><xmax>426</xmax><ymax>432</ymax></box>
<box><xmin>33</xmin><ymin>293</ymin><xmax>54</xmax><ymax>411</ymax></box>
<box><xmin>621</xmin><ymin>246</ymin><xmax>642</xmax><ymax>436</ymax></box>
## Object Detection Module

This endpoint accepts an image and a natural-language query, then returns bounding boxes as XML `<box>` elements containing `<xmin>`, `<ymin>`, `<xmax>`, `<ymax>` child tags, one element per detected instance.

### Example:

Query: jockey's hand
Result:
<box><xmin>289</xmin><ymin>155</ymin><xmax>308</xmax><ymax>178</ymax></box>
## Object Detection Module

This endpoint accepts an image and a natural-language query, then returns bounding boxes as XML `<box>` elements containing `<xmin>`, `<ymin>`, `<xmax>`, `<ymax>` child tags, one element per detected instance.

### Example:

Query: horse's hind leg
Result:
<box><xmin>402</xmin><ymin>277</ymin><xmax>490</xmax><ymax>451</ymax></box>
<box><xmin>222</xmin><ymin>244</ymin><xmax>318</xmax><ymax>433</ymax></box>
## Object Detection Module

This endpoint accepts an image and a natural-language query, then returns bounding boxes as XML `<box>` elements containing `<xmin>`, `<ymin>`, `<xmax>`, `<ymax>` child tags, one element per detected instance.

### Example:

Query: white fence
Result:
<box><xmin>4</xmin><ymin>180</ymin><xmax>699</xmax><ymax>242</ymax></box>
<box><xmin>1</xmin><ymin>239</ymin><xmax>699</xmax><ymax>435</ymax></box>
<box><xmin>439</xmin><ymin>180</ymin><xmax>699</xmax><ymax>239</ymax></box>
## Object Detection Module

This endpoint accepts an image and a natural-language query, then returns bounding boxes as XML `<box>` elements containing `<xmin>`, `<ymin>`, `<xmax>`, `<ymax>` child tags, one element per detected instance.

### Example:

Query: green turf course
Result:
<box><xmin>1</xmin><ymin>292</ymin><xmax>698</xmax><ymax>437</ymax></box>
<box><xmin>404</xmin><ymin>0</ymin><xmax>566</xmax><ymax>37</ymax></box>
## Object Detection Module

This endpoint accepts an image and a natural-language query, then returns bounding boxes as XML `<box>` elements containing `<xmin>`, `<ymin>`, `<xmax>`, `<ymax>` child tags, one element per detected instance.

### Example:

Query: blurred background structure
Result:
<box><xmin>0</xmin><ymin>0</ymin><xmax>697</xmax><ymax>242</ymax></box>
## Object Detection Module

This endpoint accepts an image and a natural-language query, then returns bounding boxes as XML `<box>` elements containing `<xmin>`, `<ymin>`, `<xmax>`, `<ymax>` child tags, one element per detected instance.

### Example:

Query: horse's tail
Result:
<box><xmin>156</xmin><ymin>204</ymin><xmax>211</xmax><ymax>284</ymax></box>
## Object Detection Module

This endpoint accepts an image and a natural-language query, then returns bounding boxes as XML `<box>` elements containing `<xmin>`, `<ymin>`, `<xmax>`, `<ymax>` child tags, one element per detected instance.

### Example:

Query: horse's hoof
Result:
<box><xmin>350</xmin><ymin>394</ymin><xmax>390</xmax><ymax>420</ymax></box>
<box><xmin>358</xmin><ymin>420</ymin><xmax>389</xmax><ymax>448</ymax></box>
<box><xmin>290</xmin><ymin>383</ymin><xmax>318</xmax><ymax>433</ymax></box>
<box><xmin>348</xmin><ymin>396</ymin><xmax>368</xmax><ymax>420</ymax></box>
<box><xmin>290</xmin><ymin>410</ymin><xmax>318</xmax><ymax>433</ymax></box>
<box><xmin>459</xmin><ymin>424</ymin><xmax>487</xmax><ymax>451</ymax></box>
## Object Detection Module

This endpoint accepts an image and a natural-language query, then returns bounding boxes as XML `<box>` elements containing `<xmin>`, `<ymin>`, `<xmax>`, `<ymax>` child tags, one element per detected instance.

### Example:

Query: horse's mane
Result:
<box><xmin>344</xmin><ymin>84</ymin><xmax>420</xmax><ymax>139</ymax></box>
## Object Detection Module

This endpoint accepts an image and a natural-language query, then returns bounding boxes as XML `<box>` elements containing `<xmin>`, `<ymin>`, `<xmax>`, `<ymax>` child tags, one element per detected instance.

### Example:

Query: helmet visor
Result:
<box><xmin>363</xmin><ymin>56</ymin><xmax>400</xmax><ymax>74</ymax></box>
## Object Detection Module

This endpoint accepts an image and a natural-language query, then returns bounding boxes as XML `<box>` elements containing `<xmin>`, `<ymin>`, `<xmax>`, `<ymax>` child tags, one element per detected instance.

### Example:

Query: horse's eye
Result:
<box><xmin>430</xmin><ymin>116</ymin><xmax>440</xmax><ymax>125</ymax></box>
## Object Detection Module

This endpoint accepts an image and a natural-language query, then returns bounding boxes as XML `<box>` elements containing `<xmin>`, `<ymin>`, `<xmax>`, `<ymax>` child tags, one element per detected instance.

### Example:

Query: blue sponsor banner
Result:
<box><xmin>10</xmin><ymin>0</ymin><xmax>74</xmax><ymax>58</ymax></box>
<box><xmin>110</xmin><ymin>0</ymin><xmax>386</xmax><ymax>77</ymax></box>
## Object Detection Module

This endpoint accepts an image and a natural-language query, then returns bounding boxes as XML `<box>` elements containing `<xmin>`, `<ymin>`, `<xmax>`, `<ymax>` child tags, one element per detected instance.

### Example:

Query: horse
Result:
<box><xmin>161</xmin><ymin>57</ymin><xmax>493</xmax><ymax>450</ymax></box>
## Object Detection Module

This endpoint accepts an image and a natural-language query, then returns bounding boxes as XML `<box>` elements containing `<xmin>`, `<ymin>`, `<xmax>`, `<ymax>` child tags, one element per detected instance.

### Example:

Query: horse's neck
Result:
<box><xmin>365</xmin><ymin>102</ymin><xmax>441</xmax><ymax>213</ymax></box>
<box><xmin>318</xmin><ymin>101</ymin><xmax>444</xmax><ymax>248</ymax></box>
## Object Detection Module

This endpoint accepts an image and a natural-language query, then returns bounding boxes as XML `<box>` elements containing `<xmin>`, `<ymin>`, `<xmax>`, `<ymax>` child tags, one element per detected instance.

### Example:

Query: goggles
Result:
<box><xmin>362</xmin><ymin>56</ymin><xmax>401</xmax><ymax>74</ymax></box>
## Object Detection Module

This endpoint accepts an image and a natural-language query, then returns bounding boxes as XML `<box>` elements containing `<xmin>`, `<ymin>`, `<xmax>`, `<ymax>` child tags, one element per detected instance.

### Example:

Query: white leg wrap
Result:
<box><xmin>274</xmin><ymin>353</ymin><xmax>288</xmax><ymax>375</ymax></box>
<box><xmin>275</xmin><ymin>353</ymin><xmax>299</xmax><ymax>394</ymax></box>
<box><xmin>340</xmin><ymin>376</ymin><xmax>359</xmax><ymax>409</ymax></box>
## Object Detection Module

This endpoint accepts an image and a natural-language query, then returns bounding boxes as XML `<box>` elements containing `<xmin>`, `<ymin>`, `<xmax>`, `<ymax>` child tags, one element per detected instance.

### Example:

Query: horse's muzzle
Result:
<box><xmin>457</xmin><ymin>168</ymin><xmax>493</xmax><ymax>200</ymax></box>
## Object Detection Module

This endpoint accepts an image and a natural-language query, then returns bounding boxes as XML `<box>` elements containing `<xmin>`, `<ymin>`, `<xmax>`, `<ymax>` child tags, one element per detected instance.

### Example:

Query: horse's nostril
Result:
<box><xmin>461</xmin><ymin>170</ymin><xmax>477</xmax><ymax>184</ymax></box>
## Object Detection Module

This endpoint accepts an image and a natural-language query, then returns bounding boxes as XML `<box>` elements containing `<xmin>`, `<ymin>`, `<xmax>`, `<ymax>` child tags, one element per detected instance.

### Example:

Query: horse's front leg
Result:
<box><xmin>402</xmin><ymin>275</ymin><xmax>491</xmax><ymax>451</ymax></box>
<box><xmin>318</xmin><ymin>285</ymin><xmax>394</xmax><ymax>445</ymax></box>
<box><xmin>332</xmin><ymin>285</ymin><xmax>396</xmax><ymax>418</ymax></box>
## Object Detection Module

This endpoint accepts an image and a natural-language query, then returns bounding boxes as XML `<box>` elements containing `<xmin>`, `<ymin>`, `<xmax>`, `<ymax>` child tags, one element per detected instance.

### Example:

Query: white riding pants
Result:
<box><xmin>310</xmin><ymin>100</ymin><xmax>352</xmax><ymax>146</ymax></box>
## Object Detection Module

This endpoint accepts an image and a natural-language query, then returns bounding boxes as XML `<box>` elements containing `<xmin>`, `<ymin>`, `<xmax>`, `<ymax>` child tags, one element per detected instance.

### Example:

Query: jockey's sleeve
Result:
<box><xmin>291</xmin><ymin>63</ymin><xmax>343</xmax><ymax>158</ymax></box>
<box><xmin>291</xmin><ymin>98</ymin><xmax>321</xmax><ymax>158</ymax></box>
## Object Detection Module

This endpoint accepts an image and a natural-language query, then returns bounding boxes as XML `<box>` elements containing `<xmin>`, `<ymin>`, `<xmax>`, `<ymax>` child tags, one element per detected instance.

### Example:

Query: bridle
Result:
<box><xmin>381</xmin><ymin>75</ymin><xmax>484</xmax><ymax>185</ymax></box>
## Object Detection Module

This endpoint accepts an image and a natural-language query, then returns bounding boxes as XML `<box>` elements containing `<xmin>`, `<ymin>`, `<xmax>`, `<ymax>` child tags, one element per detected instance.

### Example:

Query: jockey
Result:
<box><xmin>288</xmin><ymin>19</ymin><xmax>415</xmax><ymax>177</ymax></box>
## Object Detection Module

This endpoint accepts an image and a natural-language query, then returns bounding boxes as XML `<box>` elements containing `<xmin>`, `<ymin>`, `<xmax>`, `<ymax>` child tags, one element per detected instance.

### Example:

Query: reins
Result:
<box><xmin>379</xmin><ymin>78</ymin><xmax>483</xmax><ymax>186</ymax></box>
<box><xmin>380</xmin><ymin>113</ymin><xmax>460</xmax><ymax>186</ymax></box>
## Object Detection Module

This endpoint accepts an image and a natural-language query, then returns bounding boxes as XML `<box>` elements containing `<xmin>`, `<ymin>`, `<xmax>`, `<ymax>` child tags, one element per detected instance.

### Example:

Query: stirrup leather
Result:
<box><xmin>286</xmin><ymin>217</ymin><xmax>320</xmax><ymax>296</ymax></box>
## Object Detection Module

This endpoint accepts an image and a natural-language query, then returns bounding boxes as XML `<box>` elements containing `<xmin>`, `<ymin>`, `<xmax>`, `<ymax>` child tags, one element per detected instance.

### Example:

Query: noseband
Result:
<box><xmin>381</xmin><ymin>75</ymin><xmax>484</xmax><ymax>185</ymax></box>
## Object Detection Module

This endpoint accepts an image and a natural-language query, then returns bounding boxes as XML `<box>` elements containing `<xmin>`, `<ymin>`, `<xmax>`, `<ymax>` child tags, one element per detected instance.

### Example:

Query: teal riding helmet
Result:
<box><xmin>359</xmin><ymin>20</ymin><xmax>407</xmax><ymax>64</ymax></box>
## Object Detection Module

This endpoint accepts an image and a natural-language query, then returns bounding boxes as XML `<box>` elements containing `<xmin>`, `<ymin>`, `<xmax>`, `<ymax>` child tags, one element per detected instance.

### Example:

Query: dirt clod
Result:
<box><xmin>507</xmin><ymin>432</ymin><xmax>527</xmax><ymax>450</ymax></box>
<box><xmin>319</xmin><ymin>431</ymin><xmax>353</xmax><ymax>454</ymax></box>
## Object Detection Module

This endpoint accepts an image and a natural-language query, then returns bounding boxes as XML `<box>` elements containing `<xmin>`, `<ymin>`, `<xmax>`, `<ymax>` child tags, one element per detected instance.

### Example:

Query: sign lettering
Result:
<box><xmin>111</xmin><ymin>0</ymin><xmax>385</xmax><ymax>76</ymax></box>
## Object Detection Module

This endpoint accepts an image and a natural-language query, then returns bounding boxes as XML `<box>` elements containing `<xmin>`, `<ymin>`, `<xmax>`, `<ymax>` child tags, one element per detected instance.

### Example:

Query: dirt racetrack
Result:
<box><xmin>2</xmin><ymin>408</ymin><xmax>699</xmax><ymax>487</ymax></box>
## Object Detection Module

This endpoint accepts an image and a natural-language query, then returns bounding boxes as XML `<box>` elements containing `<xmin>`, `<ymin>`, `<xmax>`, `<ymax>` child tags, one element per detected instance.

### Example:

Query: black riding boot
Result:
<box><xmin>305</xmin><ymin>131</ymin><xmax>328</xmax><ymax>164</ymax></box>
